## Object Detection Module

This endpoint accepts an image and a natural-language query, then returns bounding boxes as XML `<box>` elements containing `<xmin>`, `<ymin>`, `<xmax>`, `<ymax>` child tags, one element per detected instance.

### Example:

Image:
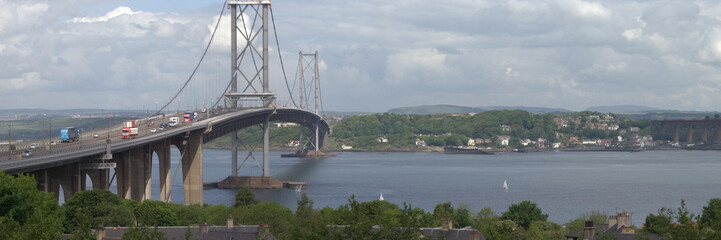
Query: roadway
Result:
<box><xmin>0</xmin><ymin>107</ymin><xmax>328</xmax><ymax>175</ymax></box>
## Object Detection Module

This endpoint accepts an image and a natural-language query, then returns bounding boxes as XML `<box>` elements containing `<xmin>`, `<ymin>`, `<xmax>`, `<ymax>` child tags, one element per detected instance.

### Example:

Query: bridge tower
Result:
<box><xmin>297</xmin><ymin>51</ymin><xmax>322</xmax><ymax>153</ymax></box>
<box><xmin>225</xmin><ymin>0</ymin><xmax>275</xmax><ymax>178</ymax></box>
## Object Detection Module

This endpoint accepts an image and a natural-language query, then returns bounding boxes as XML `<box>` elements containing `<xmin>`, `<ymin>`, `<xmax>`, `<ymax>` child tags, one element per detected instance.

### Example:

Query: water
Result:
<box><xmin>109</xmin><ymin>149</ymin><xmax>721</xmax><ymax>224</ymax></box>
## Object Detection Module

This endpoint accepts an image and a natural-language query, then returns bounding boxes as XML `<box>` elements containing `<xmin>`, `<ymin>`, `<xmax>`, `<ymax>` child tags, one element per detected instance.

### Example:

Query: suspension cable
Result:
<box><xmin>270</xmin><ymin>7</ymin><xmax>297</xmax><ymax>108</ymax></box>
<box><xmin>152</xmin><ymin>0</ymin><xmax>227</xmax><ymax>116</ymax></box>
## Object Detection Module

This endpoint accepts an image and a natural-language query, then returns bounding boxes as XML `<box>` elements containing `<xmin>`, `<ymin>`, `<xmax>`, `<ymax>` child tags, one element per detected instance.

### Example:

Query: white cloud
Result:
<box><xmin>384</xmin><ymin>48</ymin><xmax>449</xmax><ymax>86</ymax></box>
<box><xmin>0</xmin><ymin>72</ymin><xmax>46</xmax><ymax>90</ymax></box>
<box><xmin>70</xmin><ymin>6</ymin><xmax>141</xmax><ymax>23</ymax></box>
<box><xmin>622</xmin><ymin>28</ymin><xmax>642</xmax><ymax>40</ymax></box>
<box><xmin>4</xmin><ymin>0</ymin><xmax>721</xmax><ymax>112</ymax></box>
<box><xmin>558</xmin><ymin>0</ymin><xmax>611</xmax><ymax>18</ymax></box>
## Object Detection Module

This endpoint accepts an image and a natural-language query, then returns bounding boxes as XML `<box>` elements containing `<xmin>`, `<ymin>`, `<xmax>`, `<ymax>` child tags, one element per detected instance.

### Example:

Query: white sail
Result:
<box><xmin>379</xmin><ymin>192</ymin><xmax>384</xmax><ymax>201</ymax></box>
<box><xmin>295</xmin><ymin>185</ymin><xmax>302</xmax><ymax>193</ymax></box>
<box><xmin>503</xmin><ymin>180</ymin><xmax>508</xmax><ymax>191</ymax></box>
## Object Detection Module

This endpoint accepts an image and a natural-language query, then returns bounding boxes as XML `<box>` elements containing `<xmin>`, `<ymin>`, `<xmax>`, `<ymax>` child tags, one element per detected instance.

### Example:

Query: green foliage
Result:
<box><xmin>526</xmin><ymin>220</ymin><xmax>564</xmax><ymax>239</ymax></box>
<box><xmin>202</xmin><ymin>204</ymin><xmax>231</xmax><ymax>226</ymax></box>
<box><xmin>700</xmin><ymin>198</ymin><xmax>721</xmax><ymax>231</ymax></box>
<box><xmin>121</xmin><ymin>224</ymin><xmax>166</xmax><ymax>240</ymax></box>
<box><xmin>204</xmin><ymin>123</ymin><xmax>313</xmax><ymax>149</ymax></box>
<box><xmin>134</xmin><ymin>200</ymin><xmax>178</xmax><ymax>226</ymax></box>
<box><xmin>501</xmin><ymin>201</ymin><xmax>548</xmax><ymax>229</ymax></box>
<box><xmin>564</xmin><ymin>210</ymin><xmax>608</xmax><ymax>233</ymax></box>
<box><xmin>239</xmin><ymin>202</ymin><xmax>293</xmax><ymax>236</ymax></box>
<box><xmin>288</xmin><ymin>194</ymin><xmax>330</xmax><ymax>239</ymax></box>
<box><xmin>0</xmin><ymin>170</ymin><xmax>64</xmax><ymax>239</ymax></box>
<box><xmin>172</xmin><ymin>203</ymin><xmax>209</xmax><ymax>226</ymax></box>
<box><xmin>324</xmin><ymin>195</ymin><xmax>428</xmax><ymax>240</ymax></box>
<box><xmin>643</xmin><ymin>208</ymin><xmax>673</xmax><ymax>234</ymax></box>
<box><xmin>62</xmin><ymin>189</ymin><xmax>133</xmax><ymax>232</ymax></box>
<box><xmin>234</xmin><ymin>187</ymin><xmax>259</xmax><ymax>207</ymax></box>
<box><xmin>643</xmin><ymin>200</ymin><xmax>704</xmax><ymax>239</ymax></box>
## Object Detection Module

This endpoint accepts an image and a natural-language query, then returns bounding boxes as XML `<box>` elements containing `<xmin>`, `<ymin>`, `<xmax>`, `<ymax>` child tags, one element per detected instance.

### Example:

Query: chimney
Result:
<box><xmin>200</xmin><ymin>222</ymin><xmax>209</xmax><ymax>234</ymax></box>
<box><xmin>227</xmin><ymin>215</ymin><xmax>234</xmax><ymax>229</ymax></box>
<box><xmin>96</xmin><ymin>227</ymin><xmax>106</xmax><ymax>240</ymax></box>
<box><xmin>468</xmin><ymin>231</ymin><xmax>480</xmax><ymax>240</ymax></box>
<box><xmin>617</xmin><ymin>211</ymin><xmax>630</xmax><ymax>228</ymax></box>
<box><xmin>608</xmin><ymin>215</ymin><xmax>617</xmax><ymax>228</ymax></box>
<box><xmin>583</xmin><ymin>221</ymin><xmax>595</xmax><ymax>240</ymax></box>
<box><xmin>442</xmin><ymin>219</ymin><xmax>453</xmax><ymax>231</ymax></box>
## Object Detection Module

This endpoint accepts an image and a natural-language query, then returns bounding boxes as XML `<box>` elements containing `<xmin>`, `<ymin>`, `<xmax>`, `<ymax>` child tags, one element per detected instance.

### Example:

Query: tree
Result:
<box><xmin>242</xmin><ymin>202</ymin><xmax>293</xmax><ymax>236</ymax></box>
<box><xmin>134</xmin><ymin>200</ymin><xmax>178</xmax><ymax>226</ymax></box>
<box><xmin>643</xmin><ymin>208</ymin><xmax>672</xmax><ymax>234</ymax></box>
<box><xmin>0</xmin><ymin>170</ymin><xmax>64</xmax><ymax>239</ymax></box>
<box><xmin>565</xmin><ymin>210</ymin><xmax>608</xmax><ymax>233</ymax></box>
<box><xmin>433</xmin><ymin>202</ymin><xmax>456</xmax><ymax>226</ymax></box>
<box><xmin>234</xmin><ymin>187</ymin><xmax>259</xmax><ymax>207</ymax></box>
<box><xmin>61</xmin><ymin>189</ymin><xmax>133</xmax><ymax>232</ymax></box>
<box><xmin>700</xmin><ymin>198</ymin><xmax>721</xmax><ymax>231</ymax></box>
<box><xmin>289</xmin><ymin>194</ymin><xmax>329</xmax><ymax>239</ymax></box>
<box><xmin>501</xmin><ymin>201</ymin><xmax>548</xmax><ymax>229</ymax></box>
<box><xmin>121</xmin><ymin>224</ymin><xmax>166</xmax><ymax>240</ymax></box>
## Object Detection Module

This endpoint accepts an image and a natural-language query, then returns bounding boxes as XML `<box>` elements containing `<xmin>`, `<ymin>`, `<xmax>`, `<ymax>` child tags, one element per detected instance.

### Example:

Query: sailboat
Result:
<box><xmin>295</xmin><ymin>185</ymin><xmax>302</xmax><ymax>194</ymax></box>
<box><xmin>503</xmin><ymin>180</ymin><xmax>508</xmax><ymax>191</ymax></box>
<box><xmin>379</xmin><ymin>192</ymin><xmax>384</xmax><ymax>201</ymax></box>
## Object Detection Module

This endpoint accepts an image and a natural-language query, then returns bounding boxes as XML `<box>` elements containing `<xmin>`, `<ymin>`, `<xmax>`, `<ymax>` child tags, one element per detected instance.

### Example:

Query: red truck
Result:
<box><xmin>121</xmin><ymin>121</ymin><xmax>138</xmax><ymax>139</ymax></box>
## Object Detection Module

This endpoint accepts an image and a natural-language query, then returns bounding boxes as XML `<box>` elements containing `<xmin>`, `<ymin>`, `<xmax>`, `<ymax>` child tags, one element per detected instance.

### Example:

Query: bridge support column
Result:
<box><xmin>674</xmin><ymin>124</ymin><xmax>680</xmax><ymax>143</ymax></box>
<box><xmin>315</xmin><ymin>123</ymin><xmax>319</xmax><ymax>153</ymax></box>
<box><xmin>115</xmin><ymin>148</ymin><xmax>152</xmax><ymax>202</ymax></box>
<box><xmin>153</xmin><ymin>140</ymin><xmax>172</xmax><ymax>202</ymax></box>
<box><xmin>181</xmin><ymin>129</ymin><xmax>204</xmax><ymax>205</ymax></box>
<box><xmin>45</xmin><ymin>163</ymin><xmax>83</xmax><ymax>202</ymax></box>
<box><xmin>114</xmin><ymin>151</ymin><xmax>131</xmax><ymax>199</ymax></box>
<box><xmin>231</xmin><ymin>131</ymin><xmax>238</xmax><ymax>177</ymax></box>
<box><xmin>86</xmin><ymin>169</ymin><xmax>109</xmax><ymax>190</ymax></box>
<box><xmin>128</xmin><ymin>146</ymin><xmax>151</xmax><ymax>202</ymax></box>
<box><xmin>717</xmin><ymin>124</ymin><xmax>721</xmax><ymax>142</ymax></box>
<box><xmin>702</xmin><ymin>125</ymin><xmax>708</xmax><ymax>143</ymax></box>
<box><xmin>33</xmin><ymin>169</ymin><xmax>49</xmax><ymax>193</ymax></box>
<box><xmin>322</xmin><ymin>129</ymin><xmax>329</xmax><ymax>150</ymax></box>
<box><xmin>263</xmin><ymin>115</ymin><xmax>270</xmax><ymax>177</ymax></box>
<box><xmin>687</xmin><ymin>124</ymin><xmax>694</xmax><ymax>143</ymax></box>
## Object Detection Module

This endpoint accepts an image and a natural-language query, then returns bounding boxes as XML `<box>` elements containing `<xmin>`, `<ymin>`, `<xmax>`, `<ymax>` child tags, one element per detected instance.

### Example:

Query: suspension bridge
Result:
<box><xmin>0</xmin><ymin>0</ymin><xmax>329</xmax><ymax>205</ymax></box>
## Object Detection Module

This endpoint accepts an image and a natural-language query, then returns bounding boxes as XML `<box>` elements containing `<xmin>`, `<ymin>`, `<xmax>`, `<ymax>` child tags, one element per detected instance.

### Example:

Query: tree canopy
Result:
<box><xmin>501</xmin><ymin>200</ymin><xmax>548</xmax><ymax>229</ymax></box>
<box><xmin>0</xmin><ymin>170</ymin><xmax>64</xmax><ymax>239</ymax></box>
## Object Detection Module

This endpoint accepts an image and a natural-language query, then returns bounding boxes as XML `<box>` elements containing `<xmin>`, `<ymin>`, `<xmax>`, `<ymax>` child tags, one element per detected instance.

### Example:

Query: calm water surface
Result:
<box><xmin>110</xmin><ymin>149</ymin><xmax>721</xmax><ymax>224</ymax></box>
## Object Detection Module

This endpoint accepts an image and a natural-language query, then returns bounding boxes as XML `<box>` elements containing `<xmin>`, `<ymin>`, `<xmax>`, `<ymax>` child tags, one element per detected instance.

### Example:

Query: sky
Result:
<box><xmin>3</xmin><ymin>0</ymin><xmax>721</xmax><ymax>112</ymax></box>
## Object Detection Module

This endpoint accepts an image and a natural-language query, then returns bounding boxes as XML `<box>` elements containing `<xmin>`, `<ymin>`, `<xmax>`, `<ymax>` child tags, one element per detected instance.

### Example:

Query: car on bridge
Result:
<box><xmin>30</xmin><ymin>143</ymin><xmax>38</xmax><ymax>149</ymax></box>
<box><xmin>22</xmin><ymin>150</ymin><xmax>32</xmax><ymax>157</ymax></box>
<box><xmin>150</xmin><ymin>128</ymin><xmax>157</xmax><ymax>133</ymax></box>
<box><xmin>50</xmin><ymin>141</ymin><xmax>58</xmax><ymax>146</ymax></box>
<box><xmin>93</xmin><ymin>133</ymin><xmax>99</xmax><ymax>138</ymax></box>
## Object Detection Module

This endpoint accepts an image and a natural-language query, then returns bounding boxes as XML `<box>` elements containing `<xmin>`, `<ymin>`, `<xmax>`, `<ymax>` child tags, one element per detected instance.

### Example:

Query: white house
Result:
<box><xmin>415</xmin><ymin>139</ymin><xmax>427</xmax><ymax>147</ymax></box>
<box><xmin>498</xmin><ymin>135</ymin><xmax>511</xmax><ymax>146</ymax></box>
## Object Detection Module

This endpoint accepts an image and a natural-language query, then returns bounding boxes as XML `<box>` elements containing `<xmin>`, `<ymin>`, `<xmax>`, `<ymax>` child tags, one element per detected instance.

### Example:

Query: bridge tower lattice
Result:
<box><xmin>296</xmin><ymin>51</ymin><xmax>323</xmax><ymax>152</ymax></box>
<box><xmin>226</xmin><ymin>0</ymin><xmax>275</xmax><ymax>178</ymax></box>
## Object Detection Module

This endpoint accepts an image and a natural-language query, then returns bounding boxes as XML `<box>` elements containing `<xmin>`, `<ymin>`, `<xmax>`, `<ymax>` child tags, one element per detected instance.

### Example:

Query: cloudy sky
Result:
<box><xmin>3</xmin><ymin>0</ymin><xmax>721</xmax><ymax>112</ymax></box>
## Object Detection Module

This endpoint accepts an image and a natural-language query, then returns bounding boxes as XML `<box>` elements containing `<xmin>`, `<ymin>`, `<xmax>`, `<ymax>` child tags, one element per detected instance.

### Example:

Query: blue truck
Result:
<box><xmin>60</xmin><ymin>127</ymin><xmax>79</xmax><ymax>142</ymax></box>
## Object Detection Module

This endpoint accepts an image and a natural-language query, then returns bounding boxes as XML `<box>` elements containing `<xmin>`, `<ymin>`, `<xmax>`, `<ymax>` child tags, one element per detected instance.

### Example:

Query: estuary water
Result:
<box><xmin>112</xmin><ymin>149</ymin><xmax>721</xmax><ymax>224</ymax></box>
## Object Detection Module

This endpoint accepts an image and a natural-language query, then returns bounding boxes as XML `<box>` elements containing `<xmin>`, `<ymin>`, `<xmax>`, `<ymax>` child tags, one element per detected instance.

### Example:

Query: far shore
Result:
<box><xmin>202</xmin><ymin>145</ymin><xmax>721</xmax><ymax>153</ymax></box>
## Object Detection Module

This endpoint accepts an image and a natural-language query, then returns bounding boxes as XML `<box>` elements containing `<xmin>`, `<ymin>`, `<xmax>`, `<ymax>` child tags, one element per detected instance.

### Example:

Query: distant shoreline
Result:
<box><xmin>202</xmin><ymin>145</ymin><xmax>721</xmax><ymax>153</ymax></box>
